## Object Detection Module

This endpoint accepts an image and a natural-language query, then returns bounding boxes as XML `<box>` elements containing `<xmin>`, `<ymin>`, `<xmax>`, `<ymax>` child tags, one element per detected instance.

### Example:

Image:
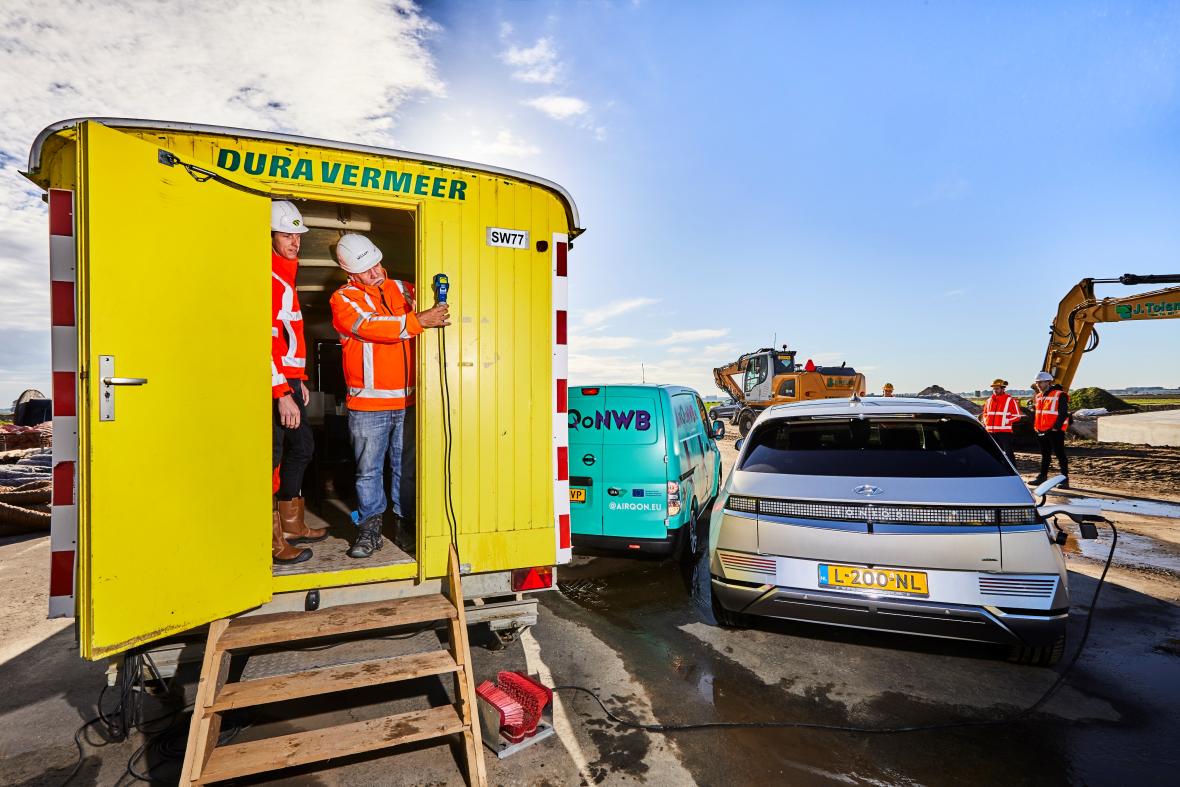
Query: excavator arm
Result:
<box><xmin>1042</xmin><ymin>273</ymin><xmax>1180</xmax><ymax>388</ymax></box>
<box><xmin>713</xmin><ymin>359</ymin><xmax>747</xmax><ymax>403</ymax></box>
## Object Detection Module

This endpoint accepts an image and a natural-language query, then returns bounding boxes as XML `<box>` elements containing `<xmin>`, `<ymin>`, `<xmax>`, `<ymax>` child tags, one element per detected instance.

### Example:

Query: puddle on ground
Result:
<box><xmin>1066</xmin><ymin>527</ymin><xmax>1180</xmax><ymax>575</ymax></box>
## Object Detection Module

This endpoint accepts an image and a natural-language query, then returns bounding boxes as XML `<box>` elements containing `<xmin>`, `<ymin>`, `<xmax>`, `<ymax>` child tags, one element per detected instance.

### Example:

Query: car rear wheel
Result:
<box><xmin>691</xmin><ymin>542</ymin><xmax>744</xmax><ymax>628</ymax></box>
<box><xmin>737</xmin><ymin>409</ymin><xmax>756</xmax><ymax>437</ymax></box>
<box><xmin>1007</xmin><ymin>634</ymin><xmax>1065</xmax><ymax>667</ymax></box>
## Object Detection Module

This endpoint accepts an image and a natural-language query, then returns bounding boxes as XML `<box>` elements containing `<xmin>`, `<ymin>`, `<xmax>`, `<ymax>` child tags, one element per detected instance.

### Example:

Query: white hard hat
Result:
<box><xmin>335</xmin><ymin>233</ymin><xmax>383</xmax><ymax>274</ymax></box>
<box><xmin>1035</xmin><ymin>371</ymin><xmax>1054</xmax><ymax>382</ymax></box>
<box><xmin>271</xmin><ymin>201</ymin><xmax>308</xmax><ymax>234</ymax></box>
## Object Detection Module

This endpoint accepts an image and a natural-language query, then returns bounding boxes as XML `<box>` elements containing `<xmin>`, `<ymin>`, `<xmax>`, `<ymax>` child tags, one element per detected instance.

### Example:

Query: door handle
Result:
<box><xmin>99</xmin><ymin>356</ymin><xmax>147</xmax><ymax>422</ymax></box>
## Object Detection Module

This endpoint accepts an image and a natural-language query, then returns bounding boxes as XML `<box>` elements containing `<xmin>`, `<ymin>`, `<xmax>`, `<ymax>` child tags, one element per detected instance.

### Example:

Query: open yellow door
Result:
<box><xmin>75</xmin><ymin>121</ymin><xmax>273</xmax><ymax>659</ymax></box>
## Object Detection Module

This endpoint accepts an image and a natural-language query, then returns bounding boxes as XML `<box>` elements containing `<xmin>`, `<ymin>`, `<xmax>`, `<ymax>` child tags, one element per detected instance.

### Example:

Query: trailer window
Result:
<box><xmin>739</xmin><ymin>417</ymin><xmax>1013</xmax><ymax>477</ymax></box>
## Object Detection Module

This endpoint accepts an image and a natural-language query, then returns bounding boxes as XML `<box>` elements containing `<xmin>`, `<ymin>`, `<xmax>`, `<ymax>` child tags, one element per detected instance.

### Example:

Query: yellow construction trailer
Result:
<box><xmin>24</xmin><ymin>118</ymin><xmax>582</xmax><ymax>660</ymax></box>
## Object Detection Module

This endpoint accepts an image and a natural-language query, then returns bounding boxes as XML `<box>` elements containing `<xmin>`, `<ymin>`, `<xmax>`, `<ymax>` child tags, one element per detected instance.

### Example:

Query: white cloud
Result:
<box><xmin>658</xmin><ymin>328</ymin><xmax>729</xmax><ymax>345</ymax></box>
<box><xmin>523</xmin><ymin>95</ymin><xmax>590</xmax><ymax>120</ymax></box>
<box><xmin>470</xmin><ymin>129</ymin><xmax>541</xmax><ymax>161</ymax></box>
<box><xmin>701</xmin><ymin>343</ymin><xmax>738</xmax><ymax>357</ymax></box>
<box><xmin>570</xmin><ymin>335</ymin><xmax>639</xmax><ymax>351</ymax></box>
<box><xmin>501</xmin><ymin>37</ymin><xmax>561</xmax><ymax>84</ymax></box>
<box><xmin>579</xmin><ymin>297</ymin><xmax>659</xmax><ymax>326</ymax></box>
<box><xmin>0</xmin><ymin>0</ymin><xmax>445</xmax><ymax>403</ymax></box>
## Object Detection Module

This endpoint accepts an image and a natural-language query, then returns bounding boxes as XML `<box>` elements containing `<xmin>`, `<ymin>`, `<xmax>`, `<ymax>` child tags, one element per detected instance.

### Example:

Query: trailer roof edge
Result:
<box><xmin>28</xmin><ymin>117</ymin><xmax>584</xmax><ymax>236</ymax></box>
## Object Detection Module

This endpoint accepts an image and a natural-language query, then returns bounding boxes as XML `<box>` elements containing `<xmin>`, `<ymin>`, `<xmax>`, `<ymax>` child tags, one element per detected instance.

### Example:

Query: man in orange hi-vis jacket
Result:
<box><xmin>980</xmin><ymin>377</ymin><xmax>1021</xmax><ymax>466</ymax></box>
<box><xmin>270</xmin><ymin>201</ymin><xmax>327</xmax><ymax>565</ymax></box>
<box><xmin>1031</xmin><ymin>371</ymin><xmax>1071</xmax><ymax>488</ymax></box>
<box><xmin>329</xmin><ymin>233</ymin><xmax>450</xmax><ymax>559</ymax></box>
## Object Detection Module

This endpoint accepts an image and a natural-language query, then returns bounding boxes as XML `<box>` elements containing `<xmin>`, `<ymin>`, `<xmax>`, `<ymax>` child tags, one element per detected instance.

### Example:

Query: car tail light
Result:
<box><xmin>580</xmin><ymin>387</ymin><xmax>600</xmax><ymax>395</ymax></box>
<box><xmin>512</xmin><ymin>566</ymin><xmax>554</xmax><ymax>591</ymax></box>
<box><xmin>667</xmin><ymin>481</ymin><xmax>682</xmax><ymax>517</ymax></box>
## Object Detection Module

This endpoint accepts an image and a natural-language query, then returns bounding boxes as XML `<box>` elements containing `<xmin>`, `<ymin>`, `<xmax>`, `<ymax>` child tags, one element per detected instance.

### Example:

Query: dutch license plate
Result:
<box><xmin>818</xmin><ymin>564</ymin><xmax>928</xmax><ymax>596</ymax></box>
<box><xmin>570</xmin><ymin>488</ymin><xmax>587</xmax><ymax>503</ymax></box>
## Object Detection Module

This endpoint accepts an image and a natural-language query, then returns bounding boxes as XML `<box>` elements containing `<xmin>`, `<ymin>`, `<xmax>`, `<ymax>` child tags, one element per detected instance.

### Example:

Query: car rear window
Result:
<box><xmin>739</xmin><ymin>416</ymin><xmax>1013</xmax><ymax>477</ymax></box>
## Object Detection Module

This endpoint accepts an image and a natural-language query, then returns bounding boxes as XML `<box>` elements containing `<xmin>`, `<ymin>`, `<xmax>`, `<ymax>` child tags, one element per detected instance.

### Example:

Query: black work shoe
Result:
<box><xmin>1059</xmin><ymin>478</ymin><xmax>1070</xmax><ymax>490</ymax></box>
<box><xmin>348</xmin><ymin>515</ymin><xmax>385</xmax><ymax>559</ymax></box>
<box><xmin>1030</xmin><ymin>476</ymin><xmax>1048</xmax><ymax>485</ymax></box>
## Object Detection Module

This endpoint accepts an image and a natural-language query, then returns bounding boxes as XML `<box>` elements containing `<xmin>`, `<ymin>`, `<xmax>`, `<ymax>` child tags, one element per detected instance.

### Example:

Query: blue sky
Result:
<box><xmin>2</xmin><ymin>1</ymin><xmax>1179</xmax><ymax>404</ymax></box>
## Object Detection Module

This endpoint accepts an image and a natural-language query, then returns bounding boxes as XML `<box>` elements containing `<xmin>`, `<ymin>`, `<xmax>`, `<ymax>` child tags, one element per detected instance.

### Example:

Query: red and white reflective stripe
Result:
<box><xmin>48</xmin><ymin>189</ymin><xmax>78</xmax><ymax>619</ymax></box>
<box><xmin>552</xmin><ymin>233</ymin><xmax>571</xmax><ymax>565</ymax></box>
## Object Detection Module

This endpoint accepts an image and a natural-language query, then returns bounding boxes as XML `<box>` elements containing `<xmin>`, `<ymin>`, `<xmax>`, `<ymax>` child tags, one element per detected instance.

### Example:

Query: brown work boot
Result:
<box><xmin>273</xmin><ymin>510</ymin><xmax>312</xmax><ymax>565</ymax></box>
<box><xmin>277</xmin><ymin>497</ymin><xmax>328</xmax><ymax>544</ymax></box>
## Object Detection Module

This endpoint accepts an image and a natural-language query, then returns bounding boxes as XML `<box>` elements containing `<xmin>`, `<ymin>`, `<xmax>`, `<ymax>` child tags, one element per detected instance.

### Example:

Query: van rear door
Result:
<box><xmin>74</xmin><ymin>121</ymin><xmax>273</xmax><ymax>659</ymax></box>
<box><xmin>602</xmin><ymin>389</ymin><xmax>667</xmax><ymax>541</ymax></box>
<box><xmin>568</xmin><ymin>388</ymin><xmax>605</xmax><ymax>537</ymax></box>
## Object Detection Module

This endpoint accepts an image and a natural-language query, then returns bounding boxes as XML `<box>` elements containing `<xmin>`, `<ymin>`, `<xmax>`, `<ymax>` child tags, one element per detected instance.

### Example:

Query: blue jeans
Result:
<box><xmin>348</xmin><ymin>406</ymin><xmax>415</xmax><ymax>524</ymax></box>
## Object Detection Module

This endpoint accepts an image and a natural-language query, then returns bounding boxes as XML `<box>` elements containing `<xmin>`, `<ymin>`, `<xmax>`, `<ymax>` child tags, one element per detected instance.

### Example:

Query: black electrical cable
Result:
<box><xmin>160</xmin><ymin>151</ymin><xmax>284</xmax><ymax>200</ymax></box>
<box><xmin>436</xmin><ymin>306</ymin><xmax>461</xmax><ymax>559</ymax></box>
<box><xmin>555</xmin><ymin>521</ymin><xmax>1117</xmax><ymax>735</ymax></box>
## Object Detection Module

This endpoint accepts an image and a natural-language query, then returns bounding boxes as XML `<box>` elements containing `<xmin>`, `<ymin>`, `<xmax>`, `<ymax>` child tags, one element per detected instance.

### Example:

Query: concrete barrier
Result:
<box><xmin>1098</xmin><ymin>409</ymin><xmax>1180</xmax><ymax>447</ymax></box>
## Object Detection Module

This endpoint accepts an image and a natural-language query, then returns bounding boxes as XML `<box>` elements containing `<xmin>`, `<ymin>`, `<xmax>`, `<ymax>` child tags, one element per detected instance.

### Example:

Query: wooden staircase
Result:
<box><xmin>179</xmin><ymin>547</ymin><xmax>487</xmax><ymax>786</ymax></box>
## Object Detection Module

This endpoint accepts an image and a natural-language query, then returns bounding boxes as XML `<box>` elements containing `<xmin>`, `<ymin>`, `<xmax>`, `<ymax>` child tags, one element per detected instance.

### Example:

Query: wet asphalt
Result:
<box><xmin>540</xmin><ymin>541</ymin><xmax>1180</xmax><ymax>786</ymax></box>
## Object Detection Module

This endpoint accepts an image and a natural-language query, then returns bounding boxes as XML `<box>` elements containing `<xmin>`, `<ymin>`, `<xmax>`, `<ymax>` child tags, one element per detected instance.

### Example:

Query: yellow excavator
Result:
<box><xmin>713</xmin><ymin>346</ymin><xmax>867</xmax><ymax>436</ymax></box>
<box><xmin>1042</xmin><ymin>273</ymin><xmax>1180</xmax><ymax>388</ymax></box>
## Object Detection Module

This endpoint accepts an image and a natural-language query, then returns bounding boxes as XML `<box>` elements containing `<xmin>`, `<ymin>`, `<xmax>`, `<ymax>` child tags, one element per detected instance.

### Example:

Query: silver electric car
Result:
<box><xmin>707</xmin><ymin>397</ymin><xmax>1071</xmax><ymax>665</ymax></box>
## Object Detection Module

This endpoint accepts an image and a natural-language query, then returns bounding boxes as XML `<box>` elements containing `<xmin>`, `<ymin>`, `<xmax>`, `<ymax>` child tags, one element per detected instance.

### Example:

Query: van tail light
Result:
<box><xmin>580</xmin><ymin>387</ymin><xmax>600</xmax><ymax>395</ymax></box>
<box><xmin>667</xmin><ymin>481</ymin><xmax>682</xmax><ymax>517</ymax></box>
<box><xmin>512</xmin><ymin>566</ymin><xmax>554</xmax><ymax>591</ymax></box>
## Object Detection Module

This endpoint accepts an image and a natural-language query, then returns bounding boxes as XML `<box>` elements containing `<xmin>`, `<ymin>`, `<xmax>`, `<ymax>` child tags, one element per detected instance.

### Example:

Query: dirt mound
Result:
<box><xmin>1070</xmin><ymin>387</ymin><xmax>1133</xmax><ymax>412</ymax></box>
<box><xmin>916</xmin><ymin>384</ymin><xmax>982</xmax><ymax>415</ymax></box>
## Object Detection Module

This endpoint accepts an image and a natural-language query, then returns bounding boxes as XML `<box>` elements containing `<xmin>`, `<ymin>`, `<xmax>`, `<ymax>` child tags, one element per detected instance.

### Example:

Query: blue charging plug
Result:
<box><xmin>433</xmin><ymin>273</ymin><xmax>449</xmax><ymax>305</ymax></box>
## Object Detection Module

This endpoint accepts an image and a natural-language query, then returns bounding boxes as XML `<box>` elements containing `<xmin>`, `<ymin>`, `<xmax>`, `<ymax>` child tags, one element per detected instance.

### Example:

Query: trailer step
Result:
<box><xmin>217</xmin><ymin>594</ymin><xmax>457</xmax><ymax>650</ymax></box>
<box><xmin>210</xmin><ymin>649</ymin><xmax>461</xmax><ymax>712</ymax></box>
<box><xmin>180</xmin><ymin>546</ymin><xmax>486</xmax><ymax>786</ymax></box>
<box><xmin>198</xmin><ymin>705</ymin><xmax>466</xmax><ymax>783</ymax></box>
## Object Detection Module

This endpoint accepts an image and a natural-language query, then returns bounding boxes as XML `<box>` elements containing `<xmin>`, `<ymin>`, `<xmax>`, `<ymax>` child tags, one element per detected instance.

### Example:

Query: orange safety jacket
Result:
<box><xmin>329</xmin><ymin>276</ymin><xmax>422</xmax><ymax>411</ymax></box>
<box><xmin>982</xmin><ymin>392</ymin><xmax>1021</xmax><ymax>433</ymax></box>
<box><xmin>271</xmin><ymin>251</ymin><xmax>307</xmax><ymax>398</ymax></box>
<box><xmin>1033</xmin><ymin>387</ymin><xmax>1069</xmax><ymax>432</ymax></box>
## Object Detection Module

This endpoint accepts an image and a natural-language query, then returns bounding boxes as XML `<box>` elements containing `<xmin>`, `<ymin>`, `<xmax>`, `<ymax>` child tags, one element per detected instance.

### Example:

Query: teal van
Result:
<box><xmin>568</xmin><ymin>385</ymin><xmax>724</xmax><ymax>555</ymax></box>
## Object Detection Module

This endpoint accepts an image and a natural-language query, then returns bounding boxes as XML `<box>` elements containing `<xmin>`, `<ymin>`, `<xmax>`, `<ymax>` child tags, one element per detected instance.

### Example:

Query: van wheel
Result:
<box><xmin>737</xmin><ymin>410</ymin><xmax>756</xmax><ymax>437</ymax></box>
<box><xmin>1007</xmin><ymin>635</ymin><xmax>1065</xmax><ymax>667</ymax></box>
<box><xmin>674</xmin><ymin>502</ymin><xmax>700</xmax><ymax>561</ymax></box>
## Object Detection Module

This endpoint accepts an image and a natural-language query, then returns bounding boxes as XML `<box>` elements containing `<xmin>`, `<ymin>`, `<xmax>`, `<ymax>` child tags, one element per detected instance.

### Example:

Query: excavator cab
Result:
<box><xmin>716</xmin><ymin>345</ymin><xmax>867</xmax><ymax>436</ymax></box>
<box><xmin>740</xmin><ymin>349</ymin><xmax>795</xmax><ymax>402</ymax></box>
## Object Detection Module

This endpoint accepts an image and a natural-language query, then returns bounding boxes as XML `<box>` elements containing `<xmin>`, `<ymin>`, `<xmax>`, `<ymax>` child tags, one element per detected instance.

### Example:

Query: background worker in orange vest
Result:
<box><xmin>330</xmin><ymin>233</ymin><xmax>450</xmax><ymax>559</ymax></box>
<box><xmin>271</xmin><ymin>201</ymin><xmax>328</xmax><ymax>565</ymax></box>
<box><xmin>1031</xmin><ymin>371</ymin><xmax>1071</xmax><ymax>488</ymax></box>
<box><xmin>980</xmin><ymin>377</ymin><xmax>1020</xmax><ymax>466</ymax></box>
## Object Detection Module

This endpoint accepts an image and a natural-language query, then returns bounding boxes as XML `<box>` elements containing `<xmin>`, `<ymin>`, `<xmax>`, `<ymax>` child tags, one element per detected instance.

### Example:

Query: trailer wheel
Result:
<box><xmin>485</xmin><ymin>624</ymin><xmax>525</xmax><ymax>651</ymax></box>
<box><xmin>737</xmin><ymin>409</ymin><xmax>757</xmax><ymax>437</ymax></box>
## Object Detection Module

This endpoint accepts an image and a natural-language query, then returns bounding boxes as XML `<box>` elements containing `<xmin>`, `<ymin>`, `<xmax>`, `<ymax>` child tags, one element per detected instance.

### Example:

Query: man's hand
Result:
<box><xmin>417</xmin><ymin>304</ymin><xmax>451</xmax><ymax>329</ymax></box>
<box><xmin>278</xmin><ymin>393</ymin><xmax>301</xmax><ymax>429</ymax></box>
<box><xmin>296</xmin><ymin>379</ymin><xmax>310</xmax><ymax>406</ymax></box>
